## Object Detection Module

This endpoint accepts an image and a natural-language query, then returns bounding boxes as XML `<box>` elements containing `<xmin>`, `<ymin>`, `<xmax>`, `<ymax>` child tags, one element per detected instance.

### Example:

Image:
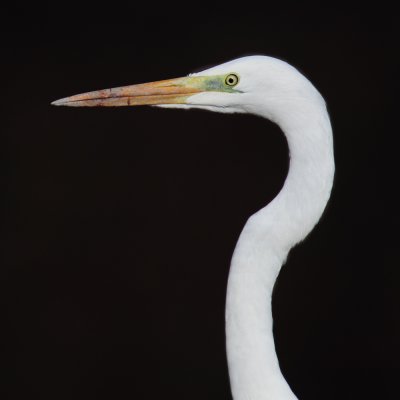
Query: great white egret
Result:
<box><xmin>52</xmin><ymin>56</ymin><xmax>335</xmax><ymax>400</ymax></box>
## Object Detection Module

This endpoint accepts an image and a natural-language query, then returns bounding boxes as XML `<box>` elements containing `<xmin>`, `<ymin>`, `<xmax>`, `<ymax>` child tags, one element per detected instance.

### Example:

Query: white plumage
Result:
<box><xmin>163</xmin><ymin>57</ymin><xmax>334</xmax><ymax>399</ymax></box>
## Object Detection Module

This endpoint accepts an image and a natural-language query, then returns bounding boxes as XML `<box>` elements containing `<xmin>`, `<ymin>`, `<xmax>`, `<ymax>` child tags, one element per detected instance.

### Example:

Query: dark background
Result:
<box><xmin>1</xmin><ymin>3</ymin><xmax>396</xmax><ymax>399</ymax></box>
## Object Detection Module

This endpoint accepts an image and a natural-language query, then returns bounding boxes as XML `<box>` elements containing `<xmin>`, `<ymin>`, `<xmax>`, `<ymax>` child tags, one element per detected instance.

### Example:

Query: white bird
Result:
<box><xmin>52</xmin><ymin>56</ymin><xmax>335</xmax><ymax>400</ymax></box>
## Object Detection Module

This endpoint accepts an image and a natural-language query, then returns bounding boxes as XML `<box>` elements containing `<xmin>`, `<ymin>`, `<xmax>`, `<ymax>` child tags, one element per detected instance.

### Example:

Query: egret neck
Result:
<box><xmin>226</xmin><ymin>100</ymin><xmax>334</xmax><ymax>399</ymax></box>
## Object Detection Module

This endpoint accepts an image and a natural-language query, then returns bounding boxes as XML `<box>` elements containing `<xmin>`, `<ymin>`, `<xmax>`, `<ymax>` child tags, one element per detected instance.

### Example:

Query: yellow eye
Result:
<box><xmin>225</xmin><ymin>74</ymin><xmax>239</xmax><ymax>86</ymax></box>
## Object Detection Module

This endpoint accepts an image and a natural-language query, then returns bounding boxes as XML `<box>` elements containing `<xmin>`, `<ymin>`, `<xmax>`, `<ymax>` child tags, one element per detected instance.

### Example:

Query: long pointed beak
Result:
<box><xmin>51</xmin><ymin>77</ymin><xmax>204</xmax><ymax>107</ymax></box>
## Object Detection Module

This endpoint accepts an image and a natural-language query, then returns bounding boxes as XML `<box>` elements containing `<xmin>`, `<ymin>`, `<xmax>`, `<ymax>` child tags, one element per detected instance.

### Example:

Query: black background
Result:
<box><xmin>1</xmin><ymin>3</ymin><xmax>396</xmax><ymax>400</ymax></box>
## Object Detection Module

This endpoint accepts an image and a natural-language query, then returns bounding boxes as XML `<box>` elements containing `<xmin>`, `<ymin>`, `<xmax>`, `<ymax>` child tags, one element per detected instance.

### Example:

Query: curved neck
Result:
<box><xmin>225</xmin><ymin>104</ymin><xmax>334</xmax><ymax>400</ymax></box>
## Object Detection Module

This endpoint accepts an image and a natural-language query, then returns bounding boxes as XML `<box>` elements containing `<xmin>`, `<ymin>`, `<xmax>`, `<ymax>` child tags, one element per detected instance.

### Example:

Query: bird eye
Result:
<box><xmin>225</xmin><ymin>74</ymin><xmax>239</xmax><ymax>86</ymax></box>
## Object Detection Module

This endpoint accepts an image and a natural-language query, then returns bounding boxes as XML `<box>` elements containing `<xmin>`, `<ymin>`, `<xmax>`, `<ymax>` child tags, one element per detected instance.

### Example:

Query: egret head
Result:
<box><xmin>52</xmin><ymin>55</ymin><xmax>324</xmax><ymax>121</ymax></box>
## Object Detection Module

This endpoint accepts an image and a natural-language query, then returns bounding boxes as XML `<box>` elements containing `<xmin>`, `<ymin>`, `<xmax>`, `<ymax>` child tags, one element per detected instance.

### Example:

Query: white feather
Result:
<box><xmin>171</xmin><ymin>56</ymin><xmax>335</xmax><ymax>400</ymax></box>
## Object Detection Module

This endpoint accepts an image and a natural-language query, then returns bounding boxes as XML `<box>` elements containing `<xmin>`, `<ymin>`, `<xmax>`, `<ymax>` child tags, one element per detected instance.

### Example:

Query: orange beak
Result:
<box><xmin>51</xmin><ymin>77</ymin><xmax>205</xmax><ymax>107</ymax></box>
